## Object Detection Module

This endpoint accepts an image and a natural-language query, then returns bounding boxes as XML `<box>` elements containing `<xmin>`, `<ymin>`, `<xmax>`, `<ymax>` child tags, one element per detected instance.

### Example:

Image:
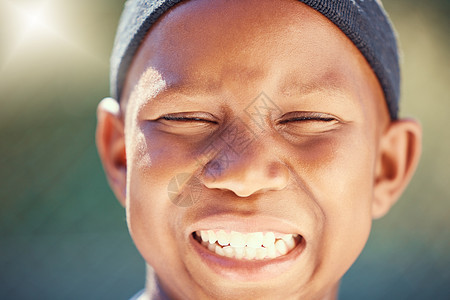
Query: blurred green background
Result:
<box><xmin>0</xmin><ymin>0</ymin><xmax>448</xmax><ymax>299</ymax></box>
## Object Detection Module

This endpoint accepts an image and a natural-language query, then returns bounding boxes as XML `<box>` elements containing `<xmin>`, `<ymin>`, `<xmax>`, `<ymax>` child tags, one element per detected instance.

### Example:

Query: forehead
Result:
<box><xmin>122</xmin><ymin>0</ymin><xmax>386</xmax><ymax>122</ymax></box>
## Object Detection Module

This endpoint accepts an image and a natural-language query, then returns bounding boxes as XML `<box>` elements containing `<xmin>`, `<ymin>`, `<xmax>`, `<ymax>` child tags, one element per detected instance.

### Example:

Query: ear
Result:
<box><xmin>96</xmin><ymin>97</ymin><xmax>127</xmax><ymax>207</ymax></box>
<box><xmin>372</xmin><ymin>119</ymin><xmax>422</xmax><ymax>219</ymax></box>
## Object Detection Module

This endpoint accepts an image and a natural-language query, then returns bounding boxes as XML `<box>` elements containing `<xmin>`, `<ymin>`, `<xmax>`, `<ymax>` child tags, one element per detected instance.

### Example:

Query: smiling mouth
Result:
<box><xmin>192</xmin><ymin>230</ymin><xmax>302</xmax><ymax>260</ymax></box>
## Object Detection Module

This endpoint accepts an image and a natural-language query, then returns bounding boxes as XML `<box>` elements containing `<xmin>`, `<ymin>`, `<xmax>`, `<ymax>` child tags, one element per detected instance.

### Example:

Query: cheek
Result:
<box><xmin>291</xmin><ymin>128</ymin><xmax>375</xmax><ymax>277</ymax></box>
<box><xmin>136</xmin><ymin>122</ymin><xmax>205</xmax><ymax>172</ymax></box>
<box><xmin>125</xmin><ymin>127</ymin><xmax>198</xmax><ymax>279</ymax></box>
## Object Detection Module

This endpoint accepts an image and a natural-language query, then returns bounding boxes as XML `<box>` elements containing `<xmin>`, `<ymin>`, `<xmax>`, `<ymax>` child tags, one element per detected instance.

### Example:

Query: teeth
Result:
<box><xmin>234</xmin><ymin>247</ymin><xmax>245</xmax><ymax>259</ymax></box>
<box><xmin>245</xmin><ymin>247</ymin><xmax>256</xmax><ymax>260</ymax></box>
<box><xmin>207</xmin><ymin>242</ymin><xmax>216</xmax><ymax>252</ymax></box>
<box><xmin>230</xmin><ymin>231</ymin><xmax>246</xmax><ymax>248</ymax></box>
<box><xmin>263</xmin><ymin>232</ymin><xmax>275</xmax><ymax>247</ymax></box>
<box><xmin>281</xmin><ymin>234</ymin><xmax>296</xmax><ymax>249</ymax></box>
<box><xmin>200</xmin><ymin>231</ymin><xmax>209</xmax><ymax>243</ymax></box>
<box><xmin>223</xmin><ymin>246</ymin><xmax>234</xmax><ymax>258</ymax></box>
<box><xmin>275</xmin><ymin>239</ymin><xmax>288</xmax><ymax>255</ymax></box>
<box><xmin>215</xmin><ymin>245</ymin><xmax>225</xmax><ymax>256</ymax></box>
<box><xmin>217</xmin><ymin>230</ymin><xmax>229</xmax><ymax>246</ymax></box>
<box><xmin>207</xmin><ymin>230</ymin><xmax>217</xmax><ymax>244</ymax></box>
<box><xmin>255</xmin><ymin>247</ymin><xmax>267</xmax><ymax>259</ymax></box>
<box><xmin>195</xmin><ymin>230</ymin><xmax>300</xmax><ymax>260</ymax></box>
<box><xmin>266</xmin><ymin>245</ymin><xmax>277</xmax><ymax>258</ymax></box>
<box><xmin>246</xmin><ymin>232</ymin><xmax>264</xmax><ymax>248</ymax></box>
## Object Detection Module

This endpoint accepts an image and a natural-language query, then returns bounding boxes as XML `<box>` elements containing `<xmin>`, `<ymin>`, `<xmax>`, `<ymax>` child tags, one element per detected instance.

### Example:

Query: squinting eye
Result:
<box><xmin>157</xmin><ymin>112</ymin><xmax>218</xmax><ymax>124</ymax></box>
<box><xmin>276</xmin><ymin>111</ymin><xmax>341</xmax><ymax>135</ymax></box>
<box><xmin>152</xmin><ymin>112</ymin><xmax>219</xmax><ymax>136</ymax></box>
<box><xmin>277</xmin><ymin>112</ymin><xmax>338</xmax><ymax>124</ymax></box>
<box><xmin>161</xmin><ymin>115</ymin><xmax>217</xmax><ymax>124</ymax></box>
<box><xmin>278</xmin><ymin>116</ymin><xmax>335</xmax><ymax>124</ymax></box>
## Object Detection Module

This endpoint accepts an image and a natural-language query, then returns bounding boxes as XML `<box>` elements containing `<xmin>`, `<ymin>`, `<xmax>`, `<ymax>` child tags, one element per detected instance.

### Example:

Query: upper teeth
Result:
<box><xmin>195</xmin><ymin>230</ymin><xmax>300</xmax><ymax>260</ymax></box>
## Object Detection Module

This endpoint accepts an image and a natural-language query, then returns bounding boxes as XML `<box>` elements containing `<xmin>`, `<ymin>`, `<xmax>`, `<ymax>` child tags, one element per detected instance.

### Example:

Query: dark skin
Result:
<box><xmin>96</xmin><ymin>0</ymin><xmax>422</xmax><ymax>299</ymax></box>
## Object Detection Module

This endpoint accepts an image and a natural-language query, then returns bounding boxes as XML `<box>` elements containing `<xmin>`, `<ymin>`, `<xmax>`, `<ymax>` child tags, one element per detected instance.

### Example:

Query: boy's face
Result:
<box><xmin>113</xmin><ymin>0</ymin><xmax>393</xmax><ymax>299</ymax></box>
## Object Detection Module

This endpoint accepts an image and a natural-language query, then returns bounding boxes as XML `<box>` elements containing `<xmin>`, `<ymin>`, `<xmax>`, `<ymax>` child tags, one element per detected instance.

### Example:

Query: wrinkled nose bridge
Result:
<box><xmin>196</xmin><ymin>117</ymin><xmax>257</xmax><ymax>172</ymax></box>
<box><xmin>198</xmin><ymin>117</ymin><xmax>289</xmax><ymax>197</ymax></box>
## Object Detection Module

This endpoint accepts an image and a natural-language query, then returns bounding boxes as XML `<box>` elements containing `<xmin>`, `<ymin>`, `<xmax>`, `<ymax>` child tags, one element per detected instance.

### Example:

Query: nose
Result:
<box><xmin>201</xmin><ymin>134</ymin><xmax>290</xmax><ymax>197</ymax></box>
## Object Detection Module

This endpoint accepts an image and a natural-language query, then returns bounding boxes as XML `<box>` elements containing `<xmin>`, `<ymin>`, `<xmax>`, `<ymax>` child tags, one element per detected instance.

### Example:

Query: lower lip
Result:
<box><xmin>188</xmin><ymin>233</ymin><xmax>306</xmax><ymax>281</ymax></box>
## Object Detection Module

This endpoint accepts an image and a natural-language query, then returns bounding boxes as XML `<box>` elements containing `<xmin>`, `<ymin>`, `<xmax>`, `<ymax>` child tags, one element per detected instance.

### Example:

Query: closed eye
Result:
<box><xmin>151</xmin><ymin>112</ymin><xmax>219</xmax><ymax>136</ymax></box>
<box><xmin>278</xmin><ymin>116</ymin><xmax>336</xmax><ymax>124</ymax></box>
<box><xmin>156</xmin><ymin>111</ymin><xmax>219</xmax><ymax>124</ymax></box>
<box><xmin>277</xmin><ymin>112</ymin><xmax>338</xmax><ymax>124</ymax></box>
<box><xmin>275</xmin><ymin>111</ymin><xmax>342</xmax><ymax>136</ymax></box>
<box><xmin>160</xmin><ymin>115</ymin><xmax>218</xmax><ymax>124</ymax></box>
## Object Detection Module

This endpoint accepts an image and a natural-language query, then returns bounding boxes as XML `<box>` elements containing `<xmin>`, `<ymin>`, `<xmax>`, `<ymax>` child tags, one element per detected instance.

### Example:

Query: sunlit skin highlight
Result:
<box><xmin>96</xmin><ymin>0</ymin><xmax>422</xmax><ymax>299</ymax></box>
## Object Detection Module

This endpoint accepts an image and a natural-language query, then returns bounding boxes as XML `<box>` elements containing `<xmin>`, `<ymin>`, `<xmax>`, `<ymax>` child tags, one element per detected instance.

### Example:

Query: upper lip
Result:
<box><xmin>186</xmin><ymin>213</ymin><xmax>304</xmax><ymax>238</ymax></box>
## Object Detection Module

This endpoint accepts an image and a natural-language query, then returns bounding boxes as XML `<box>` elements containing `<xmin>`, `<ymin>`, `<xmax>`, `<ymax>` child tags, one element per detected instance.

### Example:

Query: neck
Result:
<box><xmin>140</xmin><ymin>265</ymin><xmax>171</xmax><ymax>300</ymax></box>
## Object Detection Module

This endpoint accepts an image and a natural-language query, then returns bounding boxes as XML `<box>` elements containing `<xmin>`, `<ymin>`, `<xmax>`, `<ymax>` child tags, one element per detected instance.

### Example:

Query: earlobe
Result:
<box><xmin>372</xmin><ymin>119</ymin><xmax>422</xmax><ymax>219</ymax></box>
<box><xmin>96</xmin><ymin>97</ymin><xmax>127</xmax><ymax>207</ymax></box>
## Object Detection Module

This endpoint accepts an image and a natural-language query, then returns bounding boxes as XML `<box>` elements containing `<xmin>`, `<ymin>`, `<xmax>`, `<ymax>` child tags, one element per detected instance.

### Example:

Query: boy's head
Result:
<box><xmin>96</xmin><ymin>0</ymin><xmax>422</xmax><ymax>299</ymax></box>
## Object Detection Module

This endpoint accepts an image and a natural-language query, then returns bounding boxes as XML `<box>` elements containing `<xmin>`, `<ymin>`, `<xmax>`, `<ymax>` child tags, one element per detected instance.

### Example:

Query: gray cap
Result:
<box><xmin>110</xmin><ymin>0</ymin><xmax>400</xmax><ymax>119</ymax></box>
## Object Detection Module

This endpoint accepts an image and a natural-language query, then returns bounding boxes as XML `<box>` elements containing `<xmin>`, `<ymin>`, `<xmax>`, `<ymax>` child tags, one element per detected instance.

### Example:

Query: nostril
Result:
<box><xmin>199</xmin><ymin>146</ymin><xmax>290</xmax><ymax>197</ymax></box>
<box><xmin>202</xmin><ymin>163</ymin><xmax>289</xmax><ymax>197</ymax></box>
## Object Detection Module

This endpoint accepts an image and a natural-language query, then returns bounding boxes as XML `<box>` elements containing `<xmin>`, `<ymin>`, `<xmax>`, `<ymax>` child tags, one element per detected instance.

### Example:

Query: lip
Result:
<box><xmin>186</xmin><ymin>215</ymin><xmax>306</xmax><ymax>281</ymax></box>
